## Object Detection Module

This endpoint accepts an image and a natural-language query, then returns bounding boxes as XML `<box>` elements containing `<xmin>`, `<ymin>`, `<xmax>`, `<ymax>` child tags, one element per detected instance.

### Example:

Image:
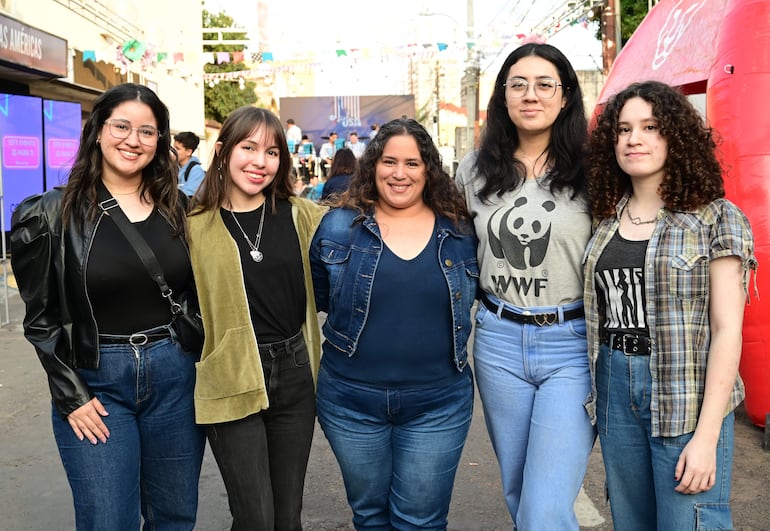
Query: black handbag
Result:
<box><xmin>96</xmin><ymin>183</ymin><xmax>204</xmax><ymax>354</ymax></box>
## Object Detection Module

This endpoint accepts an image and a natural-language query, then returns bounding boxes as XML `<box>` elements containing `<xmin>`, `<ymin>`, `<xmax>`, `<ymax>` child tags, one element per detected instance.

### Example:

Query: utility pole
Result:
<box><xmin>434</xmin><ymin>60</ymin><xmax>441</xmax><ymax>145</ymax></box>
<box><xmin>459</xmin><ymin>0</ymin><xmax>479</xmax><ymax>160</ymax></box>
<box><xmin>601</xmin><ymin>0</ymin><xmax>622</xmax><ymax>75</ymax></box>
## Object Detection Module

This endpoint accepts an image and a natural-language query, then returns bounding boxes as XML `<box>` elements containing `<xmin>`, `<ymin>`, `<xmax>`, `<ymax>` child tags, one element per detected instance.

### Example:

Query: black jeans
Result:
<box><xmin>206</xmin><ymin>332</ymin><xmax>316</xmax><ymax>531</ymax></box>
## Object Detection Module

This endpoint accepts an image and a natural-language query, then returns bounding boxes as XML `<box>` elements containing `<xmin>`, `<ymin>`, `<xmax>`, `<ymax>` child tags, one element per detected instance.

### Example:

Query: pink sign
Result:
<box><xmin>2</xmin><ymin>135</ymin><xmax>40</xmax><ymax>169</ymax></box>
<box><xmin>47</xmin><ymin>138</ymin><xmax>78</xmax><ymax>168</ymax></box>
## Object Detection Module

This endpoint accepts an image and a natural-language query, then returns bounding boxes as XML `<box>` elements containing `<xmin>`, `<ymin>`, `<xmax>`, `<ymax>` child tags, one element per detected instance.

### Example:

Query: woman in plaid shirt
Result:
<box><xmin>584</xmin><ymin>80</ymin><xmax>757</xmax><ymax>531</ymax></box>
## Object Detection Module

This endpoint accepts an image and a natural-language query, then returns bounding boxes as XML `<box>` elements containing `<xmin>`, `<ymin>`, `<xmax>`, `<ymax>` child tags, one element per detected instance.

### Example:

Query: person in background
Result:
<box><xmin>455</xmin><ymin>42</ymin><xmax>594</xmax><ymax>529</ymax></box>
<box><xmin>320</xmin><ymin>147</ymin><xmax>356</xmax><ymax>203</ymax></box>
<box><xmin>187</xmin><ymin>106</ymin><xmax>325</xmax><ymax>530</ymax></box>
<box><xmin>297</xmin><ymin>134</ymin><xmax>317</xmax><ymax>180</ymax></box>
<box><xmin>345</xmin><ymin>131</ymin><xmax>366</xmax><ymax>159</ymax></box>
<box><xmin>174</xmin><ymin>131</ymin><xmax>205</xmax><ymax>196</ymax></box>
<box><xmin>285</xmin><ymin>118</ymin><xmax>302</xmax><ymax>154</ymax></box>
<box><xmin>10</xmin><ymin>83</ymin><xmax>205</xmax><ymax>530</ymax></box>
<box><xmin>311</xmin><ymin>118</ymin><xmax>479</xmax><ymax>529</ymax></box>
<box><xmin>369</xmin><ymin>123</ymin><xmax>379</xmax><ymax>139</ymax></box>
<box><xmin>319</xmin><ymin>131</ymin><xmax>338</xmax><ymax>178</ymax></box>
<box><xmin>584</xmin><ymin>80</ymin><xmax>757</xmax><ymax>531</ymax></box>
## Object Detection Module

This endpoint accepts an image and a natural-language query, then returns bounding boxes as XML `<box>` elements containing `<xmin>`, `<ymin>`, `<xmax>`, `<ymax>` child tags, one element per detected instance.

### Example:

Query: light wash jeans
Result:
<box><xmin>473</xmin><ymin>296</ymin><xmax>595</xmax><ymax>530</ymax></box>
<box><xmin>317</xmin><ymin>364</ymin><xmax>474</xmax><ymax>531</ymax></box>
<box><xmin>596</xmin><ymin>343</ymin><xmax>735</xmax><ymax>531</ymax></box>
<box><xmin>52</xmin><ymin>331</ymin><xmax>205</xmax><ymax>531</ymax></box>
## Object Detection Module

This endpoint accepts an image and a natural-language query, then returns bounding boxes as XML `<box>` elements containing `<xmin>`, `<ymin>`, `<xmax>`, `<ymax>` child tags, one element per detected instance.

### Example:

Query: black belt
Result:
<box><xmin>481</xmin><ymin>295</ymin><xmax>584</xmax><ymax>327</ymax></box>
<box><xmin>259</xmin><ymin>330</ymin><xmax>305</xmax><ymax>359</ymax></box>
<box><xmin>603</xmin><ymin>332</ymin><xmax>651</xmax><ymax>355</ymax></box>
<box><xmin>99</xmin><ymin>329</ymin><xmax>172</xmax><ymax>345</ymax></box>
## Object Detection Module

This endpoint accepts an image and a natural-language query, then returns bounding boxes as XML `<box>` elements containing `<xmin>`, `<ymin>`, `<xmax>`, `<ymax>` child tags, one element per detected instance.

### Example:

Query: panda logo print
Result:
<box><xmin>487</xmin><ymin>197</ymin><xmax>556</xmax><ymax>270</ymax></box>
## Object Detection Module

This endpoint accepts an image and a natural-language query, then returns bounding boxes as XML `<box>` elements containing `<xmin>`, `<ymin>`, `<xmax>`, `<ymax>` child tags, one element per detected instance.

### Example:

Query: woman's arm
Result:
<box><xmin>674</xmin><ymin>255</ymin><xmax>745</xmax><ymax>494</ymax></box>
<box><xmin>10</xmin><ymin>195</ymin><xmax>108</xmax><ymax>443</ymax></box>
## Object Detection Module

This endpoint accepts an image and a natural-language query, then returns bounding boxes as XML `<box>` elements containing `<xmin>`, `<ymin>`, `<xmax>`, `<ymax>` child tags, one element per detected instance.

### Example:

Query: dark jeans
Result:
<box><xmin>206</xmin><ymin>332</ymin><xmax>316</xmax><ymax>531</ymax></box>
<box><xmin>53</xmin><ymin>333</ymin><xmax>205</xmax><ymax>531</ymax></box>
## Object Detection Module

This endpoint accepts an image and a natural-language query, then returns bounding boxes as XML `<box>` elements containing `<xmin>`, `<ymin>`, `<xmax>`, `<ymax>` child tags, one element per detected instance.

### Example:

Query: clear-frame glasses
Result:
<box><xmin>104</xmin><ymin>119</ymin><xmax>160</xmax><ymax>146</ymax></box>
<box><xmin>503</xmin><ymin>77</ymin><xmax>563</xmax><ymax>99</ymax></box>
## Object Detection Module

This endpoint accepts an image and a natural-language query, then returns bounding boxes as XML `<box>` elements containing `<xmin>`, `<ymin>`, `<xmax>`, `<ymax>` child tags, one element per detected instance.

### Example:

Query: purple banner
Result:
<box><xmin>43</xmin><ymin>99</ymin><xmax>81</xmax><ymax>190</ymax></box>
<box><xmin>0</xmin><ymin>93</ymin><xmax>43</xmax><ymax>226</ymax></box>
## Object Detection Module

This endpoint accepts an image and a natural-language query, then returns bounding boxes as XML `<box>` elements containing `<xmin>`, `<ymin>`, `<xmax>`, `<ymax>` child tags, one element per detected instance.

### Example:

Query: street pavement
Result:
<box><xmin>1</xmin><ymin>278</ymin><xmax>768</xmax><ymax>530</ymax></box>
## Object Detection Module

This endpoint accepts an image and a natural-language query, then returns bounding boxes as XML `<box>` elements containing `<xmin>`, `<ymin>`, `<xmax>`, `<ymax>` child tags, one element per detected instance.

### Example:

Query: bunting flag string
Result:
<box><xmin>79</xmin><ymin>14</ymin><xmax>594</xmax><ymax>82</ymax></box>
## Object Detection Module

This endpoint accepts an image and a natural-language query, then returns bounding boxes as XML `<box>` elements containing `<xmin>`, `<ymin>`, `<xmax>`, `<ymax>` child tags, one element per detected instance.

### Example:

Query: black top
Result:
<box><xmin>87</xmin><ymin>208</ymin><xmax>191</xmax><ymax>334</ymax></box>
<box><xmin>221</xmin><ymin>197</ymin><xmax>305</xmax><ymax>343</ymax></box>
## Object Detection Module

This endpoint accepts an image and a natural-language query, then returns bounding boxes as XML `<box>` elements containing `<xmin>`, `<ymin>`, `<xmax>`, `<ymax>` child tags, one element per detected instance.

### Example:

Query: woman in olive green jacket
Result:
<box><xmin>187</xmin><ymin>106</ymin><xmax>324</xmax><ymax>531</ymax></box>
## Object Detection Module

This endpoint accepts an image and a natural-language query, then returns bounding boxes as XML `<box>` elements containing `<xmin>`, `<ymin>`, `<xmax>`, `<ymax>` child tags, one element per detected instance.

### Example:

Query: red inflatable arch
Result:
<box><xmin>594</xmin><ymin>0</ymin><xmax>770</xmax><ymax>428</ymax></box>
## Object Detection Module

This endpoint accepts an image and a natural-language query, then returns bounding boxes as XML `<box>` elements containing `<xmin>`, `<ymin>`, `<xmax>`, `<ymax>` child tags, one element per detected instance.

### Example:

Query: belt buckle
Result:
<box><xmin>622</xmin><ymin>334</ymin><xmax>639</xmax><ymax>354</ymax></box>
<box><xmin>129</xmin><ymin>333</ymin><xmax>149</xmax><ymax>346</ymax></box>
<box><xmin>533</xmin><ymin>313</ymin><xmax>556</xmax><ymax>327</ymax></box>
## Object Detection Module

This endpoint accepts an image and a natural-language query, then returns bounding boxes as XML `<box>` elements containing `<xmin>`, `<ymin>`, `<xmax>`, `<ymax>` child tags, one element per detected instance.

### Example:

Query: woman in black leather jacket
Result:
<box><xmin>10</xmin><ymin>83</ymin><xmax>204</xmax><ymax>531</ymax></box>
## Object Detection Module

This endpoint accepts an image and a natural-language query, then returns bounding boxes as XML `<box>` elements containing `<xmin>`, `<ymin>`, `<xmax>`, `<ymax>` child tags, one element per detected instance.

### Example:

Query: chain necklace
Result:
<box><xmin>625</xmin><ymin>202</ymin><xmax>658</xmax><ymax>225</ymax></box>
<box><xmin>230</xmin><ymin>204</ymin><xmax>266</xmax><ymax>262</ymax></box>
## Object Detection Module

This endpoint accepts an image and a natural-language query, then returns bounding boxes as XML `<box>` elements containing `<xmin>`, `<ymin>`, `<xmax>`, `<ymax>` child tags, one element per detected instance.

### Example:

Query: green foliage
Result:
<box><xmin>203</xmin><ymin>9</ymin><xmax>258</xmax><ymax>124</ymax></box>
<box><xmin>591</xmin><ymin>0</ymin><xmax>650</xmax><ymax>45</ymax></box>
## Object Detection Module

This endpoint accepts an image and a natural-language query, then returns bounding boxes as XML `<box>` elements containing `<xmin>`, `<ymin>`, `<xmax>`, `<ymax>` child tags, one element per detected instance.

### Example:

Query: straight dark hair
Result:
<box><xmin>475</xmin><ymin>43</ymin><xmax>588</xmax><ymax>201</ymax></box>
<box><xmin>191</xmin><ymin>106</ymin><xmax>293</xmax><ymax>214</ymax></box>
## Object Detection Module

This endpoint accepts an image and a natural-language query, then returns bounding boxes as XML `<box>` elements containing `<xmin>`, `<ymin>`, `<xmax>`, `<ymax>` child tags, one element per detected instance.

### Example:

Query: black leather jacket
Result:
<box><xmin>10</xmin><ymin>188</ymin><xmax>187</xmax><ymax>418</ymax></box>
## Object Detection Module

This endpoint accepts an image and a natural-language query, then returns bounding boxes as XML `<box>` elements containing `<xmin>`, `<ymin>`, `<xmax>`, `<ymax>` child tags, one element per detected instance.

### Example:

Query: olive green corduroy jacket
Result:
<box><xmin>187</xmin><ymin>197</ymin><xmax>325</xmax><ymax>424</ymax></box>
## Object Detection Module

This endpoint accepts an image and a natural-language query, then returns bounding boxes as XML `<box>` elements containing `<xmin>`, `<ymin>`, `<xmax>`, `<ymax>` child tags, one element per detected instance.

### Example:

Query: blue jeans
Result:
<box><xmin>52</xmin><ymin>333</ymin><xmax>205</xmax><ymax>531</ymax></box>
<box><xmin>473</xmin><ymin>297</ymin><xmax>595</xmax><ymax>530</ymax></box>
<box><xmin>206</xmin><ymin>332</ymin><xmax>316</xmax><ymax>531</ymax></box>
<box><xmin>316</xmin><ymin>364</ymin><xmax>474</xmax><ymax>530</ymax></box>
<box><xmin>596</xmin><ymin>343</ymin><xmax>735</xmax><ymax>531</ymax></box>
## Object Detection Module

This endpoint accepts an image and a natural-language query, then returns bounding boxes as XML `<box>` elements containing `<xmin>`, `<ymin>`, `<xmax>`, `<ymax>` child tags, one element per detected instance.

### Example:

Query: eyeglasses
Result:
<box><xmin>503</xmin><ymin>78</ymin><xmax>563</xmax><ymax>99</ymax></box>
<box><xmin>104</xmin><ymin>119</ymin><xmax>160</xmax><ymax>146</ymax></box>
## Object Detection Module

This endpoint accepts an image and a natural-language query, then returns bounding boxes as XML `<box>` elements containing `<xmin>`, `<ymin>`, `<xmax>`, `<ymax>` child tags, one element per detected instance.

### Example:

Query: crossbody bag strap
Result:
<box><xmin>95</xmin><ymin>181</ymin><xmax>182</xmax><ymax>315</ymax></box>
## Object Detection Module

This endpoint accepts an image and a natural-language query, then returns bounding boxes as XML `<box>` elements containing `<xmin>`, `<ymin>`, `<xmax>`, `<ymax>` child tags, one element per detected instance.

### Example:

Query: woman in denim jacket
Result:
<box><xmin>310</xmin><ymin>118</ymin><xmax>479</xmax><ymax>530</ymax></box>
<box><xmin>585</xmin><ymin>81</ymin><xmax>757</xmax><ymax>531</ymax></box>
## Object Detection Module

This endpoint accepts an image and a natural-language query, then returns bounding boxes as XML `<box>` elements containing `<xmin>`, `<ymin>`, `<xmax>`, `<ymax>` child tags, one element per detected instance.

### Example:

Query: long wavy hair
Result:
<box><xmin>62</xmin><ymin>83</ymin><xmax>182</xmax><ymax>231</ymax></box>
<box><xmin>475</xmin><ymin>43</ymin><xmax>588</xmax><ymax>201</ymax></box>
<box><xmin>588</xmin><ymin>80</ymin><xmax>724</xmax><ymax>220</ymax></box>
<box><xmin>190</xmin><ymin>106</ymin><xmax>294</xmax><ymax>214</ymax></box>
<box><xmin>338</xmin><ymin>118</ymin><xmax>470</xmax><ymax>227</ymax></box>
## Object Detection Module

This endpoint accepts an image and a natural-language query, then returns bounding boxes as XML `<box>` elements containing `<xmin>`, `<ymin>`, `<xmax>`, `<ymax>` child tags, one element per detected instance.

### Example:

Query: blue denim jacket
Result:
<box><xmin>310</xmin><ymin>207</ymin><xmax>479</xmax><ymax>370</ymax></box>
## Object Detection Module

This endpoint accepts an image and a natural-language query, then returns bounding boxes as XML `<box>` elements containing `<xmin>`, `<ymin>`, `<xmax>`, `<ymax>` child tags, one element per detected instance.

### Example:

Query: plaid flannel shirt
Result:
<box><xmin>584</xmin><ymin>194</ymin><xmax>757</xmax><ymax>437</ymax></box>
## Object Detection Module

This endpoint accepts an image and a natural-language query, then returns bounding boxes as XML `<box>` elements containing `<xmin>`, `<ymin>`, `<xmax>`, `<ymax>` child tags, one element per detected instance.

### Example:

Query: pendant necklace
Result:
<box><xmin>230</xmin><ymin>203</ymin><xmax>266</xmax><ymax>262</ymax></box>
<box><xmin>625</xmin><ymin>202</ymin><xmax>658</xmax><ymax>225</ymax></box>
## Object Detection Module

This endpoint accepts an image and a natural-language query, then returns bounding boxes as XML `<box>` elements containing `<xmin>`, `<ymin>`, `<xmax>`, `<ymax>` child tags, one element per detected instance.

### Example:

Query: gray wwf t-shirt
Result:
<box><xmin>456</xmin><ymin>151</ymin><xmax>590</xmax><ymax>307</ymax></box>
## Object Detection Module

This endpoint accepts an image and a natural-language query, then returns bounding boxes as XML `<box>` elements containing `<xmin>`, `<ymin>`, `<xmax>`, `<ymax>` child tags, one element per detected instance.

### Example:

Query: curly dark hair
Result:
<box><xmin>588</xmin><ymin>80</ymin><xmax>724</xmax><ymax>220</ymax></box>
<box><xmin>337</xmin><ymin>118</ymin><xmax>470</xmax><ymax>227</ymax></box>
<box><xmin>190</xmin><ymin>106</ymin><xmax>294</xmax><ymax>215</ymax></box>
<box><xmin>62</xmin><ymin>83</ymin><xmax>184</xmax><ymax>232</ymax></box>
<box><xmin>475</xmin><ymin>43</ymin><xmax>588</xmax><ymax>201</ymax></box>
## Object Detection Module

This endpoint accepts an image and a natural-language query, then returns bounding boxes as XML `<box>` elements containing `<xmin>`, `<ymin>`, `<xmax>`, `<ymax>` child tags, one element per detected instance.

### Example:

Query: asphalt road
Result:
<box><xmin>1</xmin><ymin>285</ymin><xmax>768</xmax><ymax>530</ymax></box>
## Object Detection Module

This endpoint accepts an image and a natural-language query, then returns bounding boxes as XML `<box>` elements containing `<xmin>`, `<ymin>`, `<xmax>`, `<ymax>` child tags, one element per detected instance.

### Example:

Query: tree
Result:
<box><xmin>591</xmin><ymin>0</ymin><xmax>650</xmax><ymax>45</ymax></box>
<box><xmin>203</xmin><ymin>9</ymin><xmax>258</xmax><ymax>124</ymax></box>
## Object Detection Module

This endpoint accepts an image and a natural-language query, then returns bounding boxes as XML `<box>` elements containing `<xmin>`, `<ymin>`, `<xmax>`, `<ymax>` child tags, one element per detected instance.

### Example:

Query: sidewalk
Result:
<box><xmin>1</xmin><ymin>279</ymin><xmax>768</xmax><ymax>530</ymax></box>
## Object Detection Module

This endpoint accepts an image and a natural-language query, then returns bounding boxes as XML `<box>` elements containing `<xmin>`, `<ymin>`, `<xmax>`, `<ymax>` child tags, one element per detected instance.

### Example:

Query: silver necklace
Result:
<box><xmin>230</xmin><ymin>204</ymin><xmax>266</xmax><ymax>262</ymax></box>
<box><xmin>625</xmin><ymin>202</ymin><xmax>658</xmax><ymax>225</ymax></box>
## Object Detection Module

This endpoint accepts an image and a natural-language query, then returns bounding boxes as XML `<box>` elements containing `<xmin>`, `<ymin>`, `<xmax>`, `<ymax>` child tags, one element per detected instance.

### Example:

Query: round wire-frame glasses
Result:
<box><xmin>503</xmin><ymin>78</ymin><xmax>563</xmax><ymax>99</ymax></box>
<box><xmin>104</xmin><ymin>119</ymin><xmax>161</xmax><ymax>146</ymax></box>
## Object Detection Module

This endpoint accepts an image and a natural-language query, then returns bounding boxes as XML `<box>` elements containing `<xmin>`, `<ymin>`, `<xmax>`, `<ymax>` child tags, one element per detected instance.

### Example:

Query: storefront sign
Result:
<box><xmin>0</xmin><ymin>13</ymin><xmax>67</xmax><ymax>78</ymax></box>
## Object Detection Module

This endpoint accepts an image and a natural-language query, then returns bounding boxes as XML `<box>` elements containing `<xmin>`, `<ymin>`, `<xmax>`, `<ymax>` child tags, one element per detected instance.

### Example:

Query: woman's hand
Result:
<box><xmin>674</xmin><ymin>433</ymin><xmax>716</xmax><ymax>494</ymax></box>
<box><xmin>67</xmin><ymin>398</ymin><xmax>110</xmax><ymax>444</ymax></box>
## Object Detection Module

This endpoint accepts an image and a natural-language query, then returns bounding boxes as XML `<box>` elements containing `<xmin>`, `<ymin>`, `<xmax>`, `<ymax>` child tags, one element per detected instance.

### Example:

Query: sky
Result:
<box><xmin>203</xmin><ymin>0</ymin><xmax>603</xmax><ymax>92</ymax></box>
